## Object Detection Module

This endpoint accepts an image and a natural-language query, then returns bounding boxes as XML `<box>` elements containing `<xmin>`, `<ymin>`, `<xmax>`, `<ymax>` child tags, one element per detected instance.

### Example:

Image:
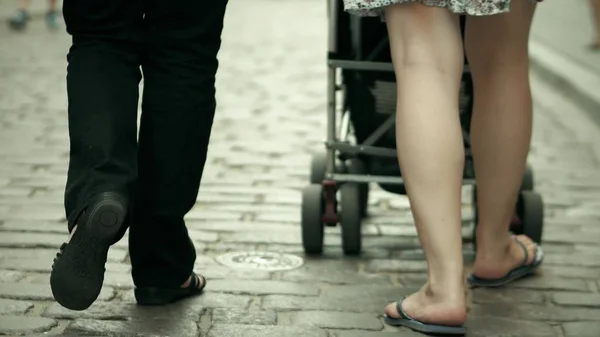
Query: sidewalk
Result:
<box><xmin>530</xmin><ymin>0</ymin><xmax>600</xmax><ymax>126</ymax></box>
<box><xmin>0</xmin><ymin>1</ymin><xmax>600</xmax><ymax>336</ymax></box>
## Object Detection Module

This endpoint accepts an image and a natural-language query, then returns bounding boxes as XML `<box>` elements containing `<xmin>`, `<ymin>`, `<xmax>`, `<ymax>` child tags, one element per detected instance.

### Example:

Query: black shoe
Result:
<box><xmin>50</xmin><ymin>192</ymin><xmax>128</xmax><ymax>310</ymax></box>
<box><xmin>135</xmin><ymin>273</ymin><xmax>207</xmax><ymax>306</ymax></box>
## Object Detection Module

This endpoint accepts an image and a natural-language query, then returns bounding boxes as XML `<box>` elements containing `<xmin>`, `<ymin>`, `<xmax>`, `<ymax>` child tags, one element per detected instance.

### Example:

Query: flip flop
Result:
<box><xmin>467</xmin><ymin>238</ymin><xmax>544</xmax><ymax>288</ymax></box>
<box><xmin>383</xmin><ymin>297</ymin><xmax>467</xmax><ymax>335</ymax></box>
<box><xmin>135</xmin><ymin>272</ymin><xmax>207</xmax><ymax>306</ymax></box>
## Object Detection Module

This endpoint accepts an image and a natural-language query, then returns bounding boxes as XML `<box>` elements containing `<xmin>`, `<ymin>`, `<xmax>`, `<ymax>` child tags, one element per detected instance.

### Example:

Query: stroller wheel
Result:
<box><xmin>301</xmin><ymin>184</ymin><xmax>325</xmax><ymax>255</ymax></box>
<box><xmin>347</xmin><ymin>158</ymin><xmax>369</xmax><ymax>218</ymax></box>
<box><xmin>310</xmin><ymin>152</ymin><xmax>327</xmax><ymax>184</ymax></box>
<box><xmin>520</xmin><ymin>164</ymin><xmax>534</xmax><ymax>191</ymax></box>
<box><xmin>340</xmin><ymin>183</ymin><xmax>362</xmax><ymax>255</ymax></box>
<box><xmin>516</xmin><ymin>191</ymin><xmax>544</xmax><ymax>244</ymax></box>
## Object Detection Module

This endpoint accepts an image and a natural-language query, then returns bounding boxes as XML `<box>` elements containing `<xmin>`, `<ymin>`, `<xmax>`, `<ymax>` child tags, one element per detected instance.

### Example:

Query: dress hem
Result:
<box><xmin>344</xmin><ymin>0</ymin><xmax>513</xmax><ymax>20</ymax></box>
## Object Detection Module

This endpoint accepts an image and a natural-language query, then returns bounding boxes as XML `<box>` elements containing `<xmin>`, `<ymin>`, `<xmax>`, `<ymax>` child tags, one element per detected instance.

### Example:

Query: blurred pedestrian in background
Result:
<box><xmin>8</xmin><ymin>0</ymin><xmax>59</xmax><ymax>31</ymax></box>
<box><xmin>590</xmin><ymin>0</ymin><xmax>600</xmax><ymax>49</ymax></box>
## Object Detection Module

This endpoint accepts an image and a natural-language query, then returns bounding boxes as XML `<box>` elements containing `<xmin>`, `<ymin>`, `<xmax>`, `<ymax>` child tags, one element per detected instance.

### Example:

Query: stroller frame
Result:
<box><xmin>299</xmin><ymin>0</ymin><xmax>544</xmax><ymax>256</ymax></box>
<box><xmin>323</xmin><ymin>4</ymin><xmax>474</xmax><ymax>188</ymax></box>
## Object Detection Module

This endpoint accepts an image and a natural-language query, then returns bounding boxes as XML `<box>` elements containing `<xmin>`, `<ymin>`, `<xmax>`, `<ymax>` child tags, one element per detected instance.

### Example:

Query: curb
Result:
<box><xmin>529</xmin><ymin>39</ymin><xmax>600</xmax><ymax>128</ymax></box>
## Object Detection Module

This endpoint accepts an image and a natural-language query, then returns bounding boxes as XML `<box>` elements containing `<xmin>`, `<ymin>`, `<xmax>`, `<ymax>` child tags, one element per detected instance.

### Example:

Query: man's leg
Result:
<box><xmin>50</xmin><ymin>0</ymin><xmax>143</xmax><ymax>311</ymax></box>
<box><xmin>129</xmin><ymin>0</ymin><xmax>228</xmax><ymax>296</ymax></box>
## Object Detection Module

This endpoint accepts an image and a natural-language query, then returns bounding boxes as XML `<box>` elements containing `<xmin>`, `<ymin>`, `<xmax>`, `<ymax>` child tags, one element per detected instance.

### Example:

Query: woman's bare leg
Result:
<box><xmin>465</xmin><ymin>2</ymin><xmax>539</xmax><ymax>278</ymax></box>
<box><xmin>383</xmin><ymin>2</ymin><xmax>466</xmax><ymax>326</ymax></box>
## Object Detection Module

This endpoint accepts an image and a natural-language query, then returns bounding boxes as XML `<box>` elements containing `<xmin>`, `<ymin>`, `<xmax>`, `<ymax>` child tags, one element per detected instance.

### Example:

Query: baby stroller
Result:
<box><xmin>300</xmin><ymin>0</ymin><xmax>545</xmax><ymax>255</ymax></box>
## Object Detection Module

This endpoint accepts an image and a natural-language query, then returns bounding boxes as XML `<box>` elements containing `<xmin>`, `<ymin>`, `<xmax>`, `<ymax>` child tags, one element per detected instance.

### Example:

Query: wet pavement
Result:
<box><xmin>530</xmin><ymin>0</ymin><xmax>600</xmax><ymax>128</ymax></box>
<box><xmin>1</xmin><ymin>0</ymin><xmax>600</xmax><ymax>336</ymax></box>
<box><xmin>531</xmin><ymin>0</ymin><xmax>600</xmax><ymax>76</ymax></box>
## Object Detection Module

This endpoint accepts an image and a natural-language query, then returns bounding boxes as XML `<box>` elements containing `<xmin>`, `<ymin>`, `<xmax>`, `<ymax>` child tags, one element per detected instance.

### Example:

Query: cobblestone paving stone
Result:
<box><xmin>1</xmin><ymin>0</ymin><xmax>600</xmax><ymax>336</ymax></box>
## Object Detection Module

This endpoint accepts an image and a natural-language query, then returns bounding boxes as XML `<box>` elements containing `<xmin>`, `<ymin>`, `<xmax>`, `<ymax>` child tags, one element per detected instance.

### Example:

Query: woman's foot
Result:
<box><xmin>472</xmin><ymin>234</ymin><xmax>537</xmax><ymax>280</ymax></box>
<box><xmin>384</xmin><ymin>283</ymin><xmax>467</xmax><ymax>327</ymax></box>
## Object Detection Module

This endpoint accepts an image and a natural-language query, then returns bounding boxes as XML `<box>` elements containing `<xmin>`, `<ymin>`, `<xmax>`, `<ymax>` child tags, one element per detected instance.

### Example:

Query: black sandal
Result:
<box><xmin>383</xmin><ymin>297</ymin><xmax>466</xmax><ymax>335</ymax></box>
<box><xmin>50</xmin><ymin>192</ymin><xmax>128</xmax><ymax>311</ymax></box>
<box><xmin>134</xmin><ymin>273</ymin><xmax>206</xmax><ymax>306</ymax></box>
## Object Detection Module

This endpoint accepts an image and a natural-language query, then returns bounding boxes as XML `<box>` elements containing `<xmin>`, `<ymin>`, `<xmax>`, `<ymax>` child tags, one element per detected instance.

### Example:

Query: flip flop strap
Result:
<box><xmin>514</xmin><ymin>237</ymin><xmax>529</xmax><ymax>268</ymax></box>
<box><xmin>395</xmin><ymin>297</ymin><xmax>415</xmax><ymax>321</ymax></box>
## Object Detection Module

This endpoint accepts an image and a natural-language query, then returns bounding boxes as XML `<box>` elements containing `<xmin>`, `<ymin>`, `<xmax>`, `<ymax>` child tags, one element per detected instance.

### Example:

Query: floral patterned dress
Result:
<box><xmin>343</xmin><ymin>0</ymin><xmax>541</xmax><ymax>18</ymax></box>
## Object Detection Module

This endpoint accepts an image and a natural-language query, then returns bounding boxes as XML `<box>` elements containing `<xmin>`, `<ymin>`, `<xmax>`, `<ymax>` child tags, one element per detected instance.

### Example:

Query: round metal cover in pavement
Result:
<box><xmin>215</xmin><ymin>251</ymin><xmax>304</xmax><ymax>271</ymax></box>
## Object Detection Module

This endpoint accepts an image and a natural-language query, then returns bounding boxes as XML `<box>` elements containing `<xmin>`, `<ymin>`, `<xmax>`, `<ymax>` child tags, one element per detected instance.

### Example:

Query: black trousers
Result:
<box><xmin>62</xmin><ymin>0</ymin><xmax>228</xmax><ymax>288</ymax></box>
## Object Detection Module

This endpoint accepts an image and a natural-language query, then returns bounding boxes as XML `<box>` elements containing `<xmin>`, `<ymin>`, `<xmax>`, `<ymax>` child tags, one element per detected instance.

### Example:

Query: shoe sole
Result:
<box><xmin>50</xmin><ymin>193</ymin><xmax>127</xmax><ymax>310</ymax></box>
<box><xmin>384</xmin><ymin>315</ymin><xmax>466</xmax><ymax>335</ymax></box>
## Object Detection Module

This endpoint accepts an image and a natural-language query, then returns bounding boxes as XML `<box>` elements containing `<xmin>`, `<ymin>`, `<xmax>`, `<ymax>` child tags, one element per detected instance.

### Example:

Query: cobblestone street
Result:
<box><xmin>1</xmin><ymin>0</ymin><xmax>600</xmax><ymax>336</ymax></box>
